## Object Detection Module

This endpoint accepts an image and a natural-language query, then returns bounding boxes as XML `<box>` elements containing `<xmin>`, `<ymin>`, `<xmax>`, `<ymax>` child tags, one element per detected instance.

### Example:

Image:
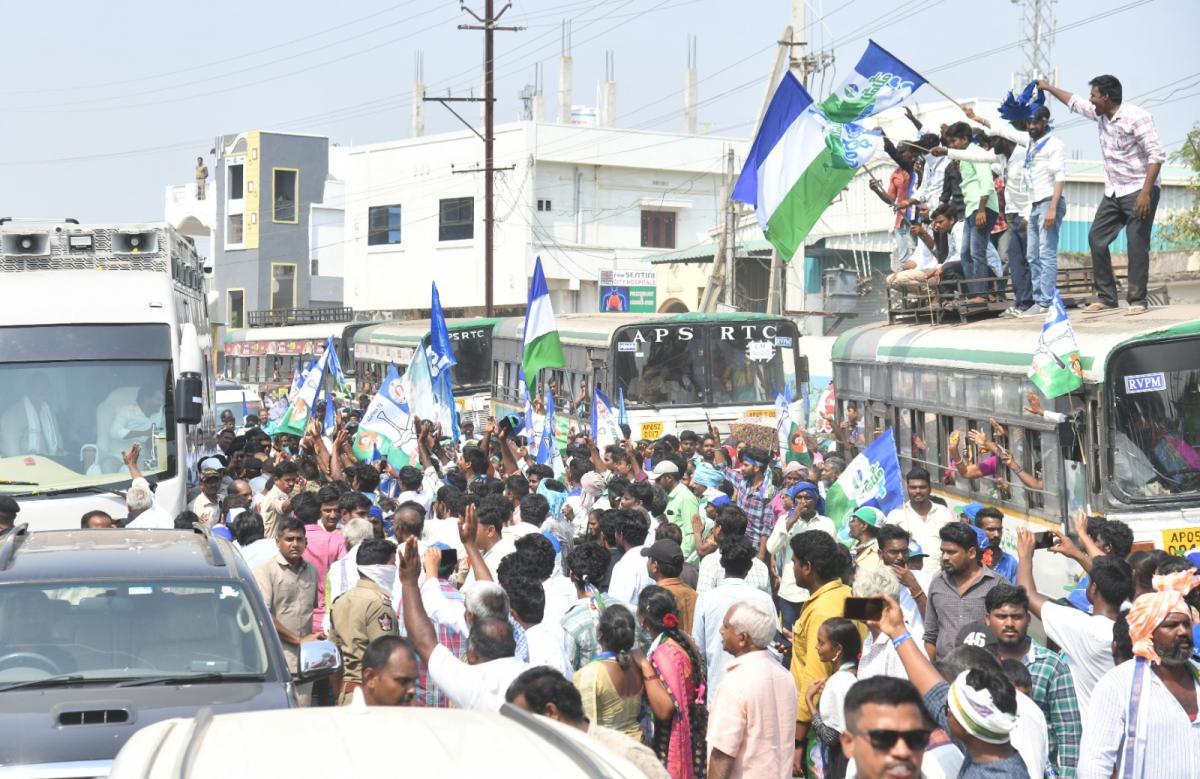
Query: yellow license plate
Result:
<box><xmin>1161</xmin><ymin>527</ymin><xmax>1200</xmax><ymax>556</ymax></box>
<box><xmin>639</xmin><ymin>421</ymin><xmax>664</xmax><ymax>440</ymax></box>
<box><xmin>744</xmin><ymin>409</ymin><xmax>776</xmax><ymax>418</ymax></box>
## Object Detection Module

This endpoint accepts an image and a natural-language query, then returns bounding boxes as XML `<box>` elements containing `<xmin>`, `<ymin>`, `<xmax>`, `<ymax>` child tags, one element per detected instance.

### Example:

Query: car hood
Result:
<box><xmin>0</xmin><ymin>681</ymin><xmax>291</xmax><ymax>771</ymax></box>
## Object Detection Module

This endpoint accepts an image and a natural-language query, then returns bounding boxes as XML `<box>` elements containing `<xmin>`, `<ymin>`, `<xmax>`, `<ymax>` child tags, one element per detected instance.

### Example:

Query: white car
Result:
<box><xmin>214</xmin><ymin>382</ymin><xmax>262</xmax><ymax>427</ymax></box>
<box><xmin>109</xmin><ymin>704</ymin><xmax>647</xmax><ymax>778</ymax></box>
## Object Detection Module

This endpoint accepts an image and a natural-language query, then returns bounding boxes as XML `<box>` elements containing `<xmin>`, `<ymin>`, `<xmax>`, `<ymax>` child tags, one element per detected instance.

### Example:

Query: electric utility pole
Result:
<box><xmin>426</xmin><ymin>2</ymin><xmax>522</xmax><ymax>316</ymax></box>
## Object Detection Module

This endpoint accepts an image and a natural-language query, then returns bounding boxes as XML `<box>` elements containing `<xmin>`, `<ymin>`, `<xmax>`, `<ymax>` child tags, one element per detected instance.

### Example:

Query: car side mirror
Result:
<box><xmin>295</xmin><ymin>639</ymin><xmax>341</xmax><ymax>683</ymax></box>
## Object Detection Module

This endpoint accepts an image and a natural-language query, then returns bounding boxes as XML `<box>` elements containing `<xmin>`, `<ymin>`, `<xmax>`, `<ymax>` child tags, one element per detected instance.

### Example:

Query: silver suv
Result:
<box><xmin>0</xmin><ymin>524</ymin><xmax>340</xmax><ymax>778</ymax></box>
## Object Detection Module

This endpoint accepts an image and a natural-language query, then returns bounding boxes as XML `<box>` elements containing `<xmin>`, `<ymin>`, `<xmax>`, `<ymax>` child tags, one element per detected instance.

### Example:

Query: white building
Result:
<box><xmin>341</xmin><ymin>121</ymin><xmax>745</xmax><ymax>316</ymax></box>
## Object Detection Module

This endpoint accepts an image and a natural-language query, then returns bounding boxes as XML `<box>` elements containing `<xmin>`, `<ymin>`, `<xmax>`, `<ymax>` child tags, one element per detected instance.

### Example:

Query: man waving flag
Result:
<box><xmin>428</xmin><ymin>282</ymin><xmax>460</xmax><ymax>440</ymax></box>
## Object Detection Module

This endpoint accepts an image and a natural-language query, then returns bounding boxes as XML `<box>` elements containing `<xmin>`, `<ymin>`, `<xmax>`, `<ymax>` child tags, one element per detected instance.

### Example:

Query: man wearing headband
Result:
<box><xmin>1078</xmin><ymin>569</ymin><xmax>1200</xmax><ymax>779</ymax></box>
<box><xmin>766</xmin><ymin>481</ymin><xmax>835</xmax><ymax>630</ymax></box>
<box><xmin>717</xmin><ymin>445</ymin><xmax>777</xmax><ymax>560</ymax></box>
<box><xmin>874</xmin><ymin>594</ymin><xmax>1029</xmax><ymax>777</ymax></box>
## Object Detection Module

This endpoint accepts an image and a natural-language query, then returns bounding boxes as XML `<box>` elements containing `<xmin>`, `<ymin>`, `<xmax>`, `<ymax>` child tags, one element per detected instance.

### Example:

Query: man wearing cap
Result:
<box><xmin>327</xmin><ymin>539</ymin><xmax>400</xmax><ymax>704</ymax></box>
<box><xmin>653</xmin><ymin>456</ymin><xmax>700</xmax><ymax>562</ymax></box>
<box><xmin>190</xmin><ymin>457</ymin><xmax>225</xmax><ymax>525</ymax></box>
<box><xmin>1078</xmin><ymin>568</ymin><xmax>1200</xmax><ymax>779</ymax></box>
<box><xmin>643</xmin><ymin>538</ymin><xmax>698</xmax><ymax>633</ymax></box>
<box><xmin>0</xmin><ymin>496</ymin><xmax>20</xmax><ymax>537</ymax></box>
<box><xmin>766</xmin><ymin>482</ymin><xmax>835</xmax><ymax>630</ymax></box>
<box><xmin>848</xmin><ymin>506</ymin><xmax>885</xmax><ymax>570</ymax></box>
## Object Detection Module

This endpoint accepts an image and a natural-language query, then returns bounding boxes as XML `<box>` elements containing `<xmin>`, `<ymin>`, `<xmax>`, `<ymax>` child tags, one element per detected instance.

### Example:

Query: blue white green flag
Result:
<box><xmin>1029</xmin><ymin>292</ymin><xmax>1084</xmax><ymax>399</ymax></box>
<box><xmin>522</xmin><ymin>257</ymin><xmax>565</xmax><ymax>380</ymax></box>
<box><xmin>353</xmin><ymin>364</ymin><xmax>415</xmax><ymax>466</ymax></box>
<box><xmin>819</xmin><ymin>40</ymin><xmax>927</xmax><ymax>123</ymax></box>
<box><xmin>823</xmin><ymin>428</ymin><xmax>904</xmax><ymax>537</ymax></box>
<box><xmin>276</xmin><ymin>350</ymin><xmax>328</xmax><ymax>436</ymax></box>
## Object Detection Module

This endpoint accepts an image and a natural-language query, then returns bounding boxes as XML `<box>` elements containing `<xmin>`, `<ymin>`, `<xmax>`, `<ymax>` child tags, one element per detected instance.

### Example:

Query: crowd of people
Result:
<box><xmin>876</xmin><ymin>73</ymin><xmax>1165</xmax><ymax>318</ymax></box>
<box><xmin>18</xmin><ymin>379</ymin><xmax>1197</xmax><ymax>779</ymax></box>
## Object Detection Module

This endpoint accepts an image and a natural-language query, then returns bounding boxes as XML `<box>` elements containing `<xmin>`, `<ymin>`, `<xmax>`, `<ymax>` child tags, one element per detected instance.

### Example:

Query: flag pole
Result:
<box><xmin>922</xmin><ymin>80</ymin><xmax>968</xmax><ymax>113</ymax></box>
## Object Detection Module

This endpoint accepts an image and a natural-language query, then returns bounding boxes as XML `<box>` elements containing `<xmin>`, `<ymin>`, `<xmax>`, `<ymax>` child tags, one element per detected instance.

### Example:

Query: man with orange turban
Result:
<box><xmin>1077</xmin><ymin>569</ymin><xmax>1200</xmax><ymax>779</ymax></box>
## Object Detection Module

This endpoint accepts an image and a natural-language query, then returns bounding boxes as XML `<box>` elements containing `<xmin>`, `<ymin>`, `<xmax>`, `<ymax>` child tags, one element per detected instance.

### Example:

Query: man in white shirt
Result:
<box><xmin>885</xmin><ymin>466</ymin><xmax>952</xmax><ymax>557</ymax></box>
<box><xmin>691</xmin><ymin>536</ymin><xmax>778</xmax><ymax>705</ymax></box>
<box><xmin>397</xmin><ymin>537</ymin><xmax>529</xmax><ymax>711</ymax></box>
<box><xmin>505</xmin><ymin>572</ymin><xmax>572</xmax><ymax>677</ymax></box>
<box><xmin>124</xmin><ymin>477</ymin><xmax>174</xmax><ymax>528</ymax></box>
<box><xmin>393</xmin><ymin>465</ymin><xmax>434</xmax><ymax>518</ymax></box>
<box><xmin>1015</xmin><ymin>528</ymin><xmax>1133</xmax><ymax>714</ymax></box>
<box><xmin>605</xmin><ymin>508</ymin><xmax>653</xmax><ymax>606</ymax></box>
<box><xmin>108</xmin><ymin>385</ymin><xmax>166</xmax><ymax>468</ymax></box>
<box><xmin>696</xmin><ymin>508</ymin><xmax>772</xmax><ymax>596</ymax></box>
<box><xmin>464</xmin><ymin>496</ymin><xmax>517</xmax><ymax>586</ymax></box>
<box><xmin>3</xmin><ymin>376</ymin><xmax>63</xmax><ymax>457</ymax></box>
<box><xmin>765</xmin><ymin>482</ymin><xmax>835</xmax><ymax>629</ymax></box>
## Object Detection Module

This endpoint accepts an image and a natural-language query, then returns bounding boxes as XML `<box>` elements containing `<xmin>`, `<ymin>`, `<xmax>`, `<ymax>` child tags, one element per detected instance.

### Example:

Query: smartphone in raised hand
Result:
<box><xmin>843</xmin><ymin>597</ymin><xmax>885</xmax><ymax>622</ymax></box>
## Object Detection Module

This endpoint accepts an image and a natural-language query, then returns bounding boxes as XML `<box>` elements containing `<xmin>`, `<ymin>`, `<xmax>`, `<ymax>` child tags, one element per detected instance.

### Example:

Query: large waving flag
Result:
<box><xmin>819</xmin><ymin>40</ymin><xmax>927</xmax><ymax>123</ymax></box>
<box><xmin>325</xmin><ymin>336</ymin><xmax>348</xmax><ymax>391</ymax></box>
<box><xmin>276</xmin><ymin>350</ymin><xmax>329</xmax><ymax>436</ymax></box>
<box><xmin>536</xmin><ymin>388</ymin><xmax>560</xmax><ymax>471</ymax></box>
<box><xmin>428</xmin><ymin>283</ymin><xmax>460</xmax><ymax>441</ymax></box>
<box><xmin>732</xmin><ymin>73</ymin><xmax>883</xmax><ymax>262</ymax></box>
<box><xmin>522</xmin><ymin>257</ymin><xmax>565</xmax><ymax>381</ymax></box>
<box><xmin>402</xmin><ymin>346</ymin><xmax>456</xmax><ymax>438</ymax></box>
<box><xmin>354</xmin><ymin>364</ymin><xmax>416</xmax><ymax>466</ymax></box>
<box><xmin>590</xmin><ymin>385</ymin><xmax>624</xmax><ymax>449</ymax></box>
<box><xmin>1029</xmin><ymin>292</ymin><xmax>1084</xmax><ymax>399</ymax></box>
<box><xmin>823</xmin><ymin>428</ymin><xmax>905</xmax><ymax>537</ymax></box>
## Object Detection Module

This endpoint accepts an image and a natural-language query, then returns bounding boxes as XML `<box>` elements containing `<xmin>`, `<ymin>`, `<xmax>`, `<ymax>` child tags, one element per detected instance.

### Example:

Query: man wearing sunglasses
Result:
<box><xmin>840</xmin><ymin>676</ymin><xmax>930</xmax><ymax>779</ymax></box>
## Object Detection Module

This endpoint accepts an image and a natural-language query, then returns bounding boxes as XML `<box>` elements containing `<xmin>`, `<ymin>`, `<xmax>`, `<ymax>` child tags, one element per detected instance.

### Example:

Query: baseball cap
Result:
<box><xmin>198</xmin><ymin>456</ymin><xmax>224</xmax><ymax>475</ymax></box>
<box><xmin>907</xmin><ymin>540</ymin><xmax>928</xmax><ymax>558</ymax></box>
<box><xmin>851</xmin><ymin>506</ymin><xmax>886</xmax><ymax>528</ymax></box>
<box><xmin>0</xmin><ymin>496</ymin><xmax>20</xmax><ymax>515</ymax></box>
<box><xmin>651</xmin><ymin>460</ymin><xmax>679</xmax><ymax>478</ymax></box>
<box><xmin>641</xmin><ymin>538</ymin><xmax>684</xmax><ymax>565</ymax></box>
<box><xmin>429</xmin><ymin>541</ymin><xmax>453</xmax><ymax>551</ymax></box>
<box><xmin>708</xmin><ymin>494</ymin><xmax>731</xmax><ymax>508</ymax></box>
<box><xmin>953</xmin><ymin>501</ymin><xmax>985</xmax><ymax>521</ymax></box>
<box><xmin>955</xmin><ymin>620</ymin><xmax>999</xmax><ymax>652</ymax></box>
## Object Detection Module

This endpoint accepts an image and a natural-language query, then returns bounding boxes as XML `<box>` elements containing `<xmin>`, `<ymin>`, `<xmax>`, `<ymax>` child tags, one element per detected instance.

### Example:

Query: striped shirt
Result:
<box><xmin>724</xmin><ymin>468</ymin><xmax>778</xmax><ymax>549</ymax></box>
<box><xmin>414</xmin><ymin>579</ymin><xmax>465</xmax><ymax>708</ymax></box>
<box><xmin>1024</xmin><ymin>640</ymin><xmax>1082</xmax><ymax>779</ymax></box>
<box><xmin>1067</xmin><ymin>95</ymin><xmax>1165</xmax><ymax>198</ymax></box>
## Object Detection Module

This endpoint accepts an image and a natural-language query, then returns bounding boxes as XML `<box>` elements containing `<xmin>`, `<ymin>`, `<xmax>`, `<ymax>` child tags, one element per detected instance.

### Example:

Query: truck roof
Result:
<box><xmin>0</xmin><ymin>271</ymin><xmax>181</xmax><ymax>327</ymax></box>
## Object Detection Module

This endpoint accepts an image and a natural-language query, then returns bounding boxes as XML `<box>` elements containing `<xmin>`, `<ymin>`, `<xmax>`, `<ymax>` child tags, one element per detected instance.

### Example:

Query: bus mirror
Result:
<box><xmin>175</xmin><ymin>375</ymin><xmax>204</xmax><ymax>425</ymax></box>
<box><xmin>796</xmin><ymin>355</ymin><xmax>810</xmax><ymax>384</ymax></box>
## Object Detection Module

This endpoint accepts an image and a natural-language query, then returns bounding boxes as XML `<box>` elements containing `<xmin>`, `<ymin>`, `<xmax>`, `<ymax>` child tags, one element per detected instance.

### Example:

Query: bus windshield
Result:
<box><xmin>448</xmin><ymin>326</ymin><xmax>493</xmax><ymax>391</ymax></box>
<box><xmin>0</xmin><ymin>326</ymin><xmax>175</xmax><ymax>495</ymax></box>
<box><xmin>1109</xmin><ymin>338</ymin><xmax>1200</xmax><ymax>500</ymax></box>
<box><xmin>614</xmin><ymin>320</ymin><xmax>797</xmax><ymax>407</ymax></box>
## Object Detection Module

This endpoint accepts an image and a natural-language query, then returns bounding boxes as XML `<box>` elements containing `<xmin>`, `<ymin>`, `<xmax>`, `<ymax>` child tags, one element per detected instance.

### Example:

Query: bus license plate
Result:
<box><xmin>743</xmin><ymin>409</ymin><xmax>776</xmax><ymax>419</ymax></box>
<box><xmin>640</xmin><ymin>421</ymin><xmax>664</xmax><ymax>440</ymax></box>
<box><xmin>1160</xmin><ymin>527</ymin><xmax>1200</xmax><ymax>556</ymax></box>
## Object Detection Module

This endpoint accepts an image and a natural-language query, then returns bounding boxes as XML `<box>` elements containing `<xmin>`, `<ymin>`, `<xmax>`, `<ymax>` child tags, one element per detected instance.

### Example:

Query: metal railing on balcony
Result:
<box><xmin>248</xmin><ymin>307</ymin><xmax>354</xmax><ymax>327</ymax></box>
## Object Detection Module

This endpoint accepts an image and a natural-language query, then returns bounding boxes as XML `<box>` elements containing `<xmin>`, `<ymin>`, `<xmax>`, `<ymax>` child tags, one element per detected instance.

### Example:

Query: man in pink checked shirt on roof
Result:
<box><xmin>303</xmin><ymin>486</ymin><xmax>347</xmax><ymax>633</ymax></box>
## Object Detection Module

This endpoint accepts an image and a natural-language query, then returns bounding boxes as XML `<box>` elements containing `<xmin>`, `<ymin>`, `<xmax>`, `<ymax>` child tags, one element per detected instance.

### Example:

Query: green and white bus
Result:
<box><xmin>831</xmin><ymin>305</ymin><xmax>1200</xmax><ymax>594</ymax></box>
<box><xmin>351</xmin><ymin>317</ymin><xmax>501</xmax><ymax>430</ymax></box>
<box><xmin>490</xmin><ymin>312</ymin><xmax>807</xmax><ymax>440</ymax></box>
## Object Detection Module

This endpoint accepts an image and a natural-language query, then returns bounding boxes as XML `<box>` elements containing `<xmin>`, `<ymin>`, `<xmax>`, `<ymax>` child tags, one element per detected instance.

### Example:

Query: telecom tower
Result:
<box><xmin>1012</xmin><ymin>0</ymin><xmax>1058</xmax><ymax>88</ymax></box>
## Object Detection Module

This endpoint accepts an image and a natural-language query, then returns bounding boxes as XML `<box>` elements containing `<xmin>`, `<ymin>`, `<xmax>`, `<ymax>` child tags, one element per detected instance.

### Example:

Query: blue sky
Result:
<box><xmin>0</xmin><ymin>0</ymin><xmax>1194</xmax><ymax>222</ymax></box>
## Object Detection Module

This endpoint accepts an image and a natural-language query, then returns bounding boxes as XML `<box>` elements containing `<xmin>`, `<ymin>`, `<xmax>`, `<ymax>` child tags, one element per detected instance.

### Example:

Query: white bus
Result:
<box><xmin>490</xmin><ymin>312</ymin><xmax>807</xmax><ymax>440</ymax></box>
<box><xmin>0</xmin><ymin>221</ymin><xmax>215</xmax><ymax>529</ymax></box>
<box><xmin>831</xmin><ymin>305</ymin><xmax>1200</xmax><ymax>595</ymax></box>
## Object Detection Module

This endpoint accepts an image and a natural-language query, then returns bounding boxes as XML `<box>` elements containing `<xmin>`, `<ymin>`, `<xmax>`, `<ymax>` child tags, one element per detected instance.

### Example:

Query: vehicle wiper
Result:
<box><xmin>41</xmin><ymin>484</ymin><xmax>124</xmax><ymax>498</ymax></box>
<box><xmin>0</xmin><ymin>673</ymin><xmax>87</xmax><ymax>693</ymax></box>
<box><xmin>116</xmin><ymin>672</ymin><xmax>265</xmax><ymax>687</ymax></box>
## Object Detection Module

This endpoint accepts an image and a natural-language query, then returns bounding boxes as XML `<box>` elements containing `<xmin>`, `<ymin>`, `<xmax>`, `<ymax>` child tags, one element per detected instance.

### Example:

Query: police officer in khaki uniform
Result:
<box><xmin>328</xmin><ymin>538</ymin><xmax>399</xmax><ymax>704</ymax></box>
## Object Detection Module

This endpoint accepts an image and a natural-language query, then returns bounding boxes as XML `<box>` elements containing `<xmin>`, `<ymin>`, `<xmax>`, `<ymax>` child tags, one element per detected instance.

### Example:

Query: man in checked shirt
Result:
<box><xmin>1040</xmin><ymin>74</ymin><xmax>1166</xmax><ymax>317</ymax></box>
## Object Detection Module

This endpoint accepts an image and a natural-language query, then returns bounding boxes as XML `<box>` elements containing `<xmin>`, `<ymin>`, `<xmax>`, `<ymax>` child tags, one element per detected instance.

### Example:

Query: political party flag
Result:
<box><xmin>354</xmin><ymin>364</ymin><xmax>416</xmax><ymax>466</ymax></box>
<box><xmin>591</xmin><ymin>386</ymin><xmax>624</xmax><ymax>449</ymax></box>
<box><xmin>999</xmin><ymin>80</ymin><xmax>1046</xmax><ymax>122</ymax></box>
<box><xmin>276</xmin><ymin>349</ymin><xmax>329</xmax><ymax>437</ymax></box>
<box><xmin>322</xmin><ymin>383</ymin><xmax>336</xmax><ymax>432</ymax></box>
<box><xmin>522</xmin><ymin>257</ymin><xmax>565</xmax><ymax>380</ymax></box>
<box><xmin>1029</xmin><ymin>292</ymin><xmax>1084</xmax><ymax>399</ymax></box>
<box><xmin>776</xmin><ymin>389</ymin><xmax>811</xmax><ymax>467</ymax></box>
<box><xmin>536</xmin><ymin>389</ymin><xmax>558</xmax><ymax>467</ymax></box>
<box><xmin>823</xmin><ymin>428</ymin><xmax>904</xmax><ymax>536</ymax></box>
<box><xmin>240</xmin><ymin>391</ymin><xmax>249</xmax><ymax>421</ymax></box>
<box><xmin>617</xmin><ymin>386</ymin><xmax>628</xmax><ymax>427</ymax></box>
<box><xmin>325</xmin><ymin>336</ymin><xmax>348</xmax><ymax>391</ymax></box>
<box><xmin>818</xmin><ymin>40</ymin><xmax>927</xmax><ymax>123</ymax></box>
<box><xmin>401</xmin><ymin>346</ymin><xmax>453</xmax><ymax>437</ymax></box>
<box><xmin>428</xmin><ymin>283</ymin><xmax>460</xmax><ymax>441</ymax></box>
<box><xmin>732</xmin><ymin>72</ymin><xmax>883</xmax><ymax>262</ymax></box>
<box><xmin>289</xmin><ymin>360</ymin><xmax>305</xmax><ymax>399</ymax></box>
<box><xmin>518</xmin><ymin>368</ymin><xmax>534</xmax><ymax>439</ymax></box>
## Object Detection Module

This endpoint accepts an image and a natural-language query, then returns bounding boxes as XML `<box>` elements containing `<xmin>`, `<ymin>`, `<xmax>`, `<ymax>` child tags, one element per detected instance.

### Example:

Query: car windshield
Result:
<box><xmin>1109</xmin><ymin>340</ymin><xmax>1200</xmax><ymax>500</ymax></box>
<box><xmin>0</xmin><ymin>581</ymin><xmax>269</xmax><ymax>686</ymax></box>
<box><xmin>448</xmin><ymin>326</ymin><xmax>493</xmax><ymax>391</ymax></box>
